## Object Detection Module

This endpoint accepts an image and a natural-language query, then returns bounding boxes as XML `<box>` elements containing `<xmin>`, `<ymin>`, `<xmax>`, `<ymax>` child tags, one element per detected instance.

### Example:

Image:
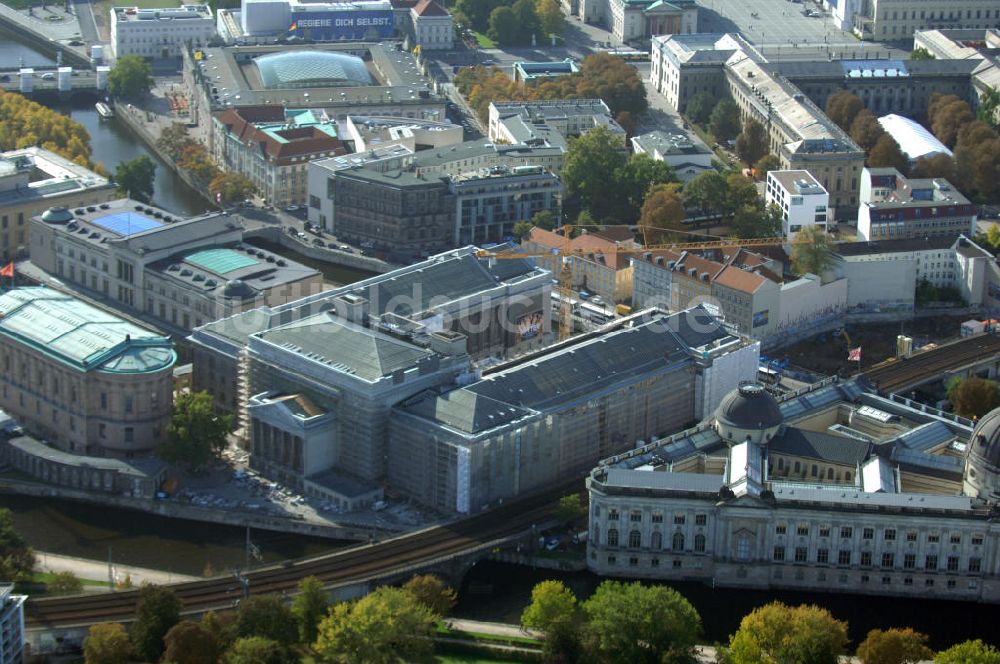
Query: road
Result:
<box><xmin>72</xmin><ymin>0</ymin><xmax>98</xmax><ymax>44</ymax></box>
<box><xmin>36</xmin><ymin>551</ymin><xmax>199</xmax><ymax>587</ymax></box>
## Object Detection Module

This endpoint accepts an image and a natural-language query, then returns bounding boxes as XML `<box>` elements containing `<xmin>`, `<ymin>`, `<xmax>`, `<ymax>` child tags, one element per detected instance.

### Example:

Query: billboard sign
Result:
<box><xmin>289</xmin><ymin>9</ymin><xmax>394</xmax><ymax>40</ymax></box>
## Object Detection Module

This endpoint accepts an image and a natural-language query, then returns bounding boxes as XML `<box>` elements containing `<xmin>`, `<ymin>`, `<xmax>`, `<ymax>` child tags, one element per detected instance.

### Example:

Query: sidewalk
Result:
<box><xmin>36</xmin><ymin>551</ymin><xmax>199</xmax><ymax>586</ymax></box>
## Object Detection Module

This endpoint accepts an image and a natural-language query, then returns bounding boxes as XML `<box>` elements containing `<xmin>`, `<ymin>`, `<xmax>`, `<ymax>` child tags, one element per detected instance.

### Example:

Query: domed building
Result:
<box><xmin>715</xmin><ymin>382</ymin><xmax>784</xmax><ymax>445</ymax></box>
<box><xmin>253</xmin><ymin>51</ymin><xmax>373</xmax><ymax>89</ymax></box>
<box><xmin>964</xmin><ymin>406</ymin><xmax>1000</xmax><ymax>500</ymax></box>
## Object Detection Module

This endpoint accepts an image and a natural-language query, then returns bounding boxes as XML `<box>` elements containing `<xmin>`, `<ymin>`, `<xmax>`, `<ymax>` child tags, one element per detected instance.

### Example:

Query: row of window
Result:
<box><xmin>773</xmin><ymin>547</ymin><xmax>982</xmax><ymax>572</ymax></box>
<box><xmin>607</xmin><ymin>509</ymin><xmax>708</xmax><ymax>525</ymax></box>
<box><xmin>774</xmin><ymin>523</ymin><xmax>983</xmax><ymax>545</ymax></box>
<box><xmin>604</xmin><ymin>529</ymin><xmax>706</xmax><ymax>551</ymax></box>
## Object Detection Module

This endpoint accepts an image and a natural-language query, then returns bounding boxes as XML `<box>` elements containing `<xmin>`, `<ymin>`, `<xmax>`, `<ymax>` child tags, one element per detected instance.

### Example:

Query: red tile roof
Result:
<box><xmin>214</xmin><ymin>107</ymin><xmax>346</xmax><ymax>166</ymax></box>
<box><xmin>413</xmin><ymin>0</ymin><xmax>449</xmax><ymax>16</ymax></box>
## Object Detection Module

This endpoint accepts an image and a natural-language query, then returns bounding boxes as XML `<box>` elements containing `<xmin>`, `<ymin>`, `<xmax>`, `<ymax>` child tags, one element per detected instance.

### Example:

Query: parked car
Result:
<box><xmin>312</xmin><ymin>238</ymin><xmax>325</xmax><ymax>247</ymax></box>
<box><xmin>296</xmin><ymin>232</ymin><xmax>308</xmax><ymax>240</ymax></box>
<box><xmin>285</xmin><ymin>204</ymin><xmax>299</xmax><ymax>212</ymax></box>
<box><xmin>338</xmin><ymin>244</ymin><xmax>351</xmax><ymax>252</ymax></box>
<box><xmin>40</xmin><ymin>72</ymin><xmax>55</xmax><ymax>80</ymax></box>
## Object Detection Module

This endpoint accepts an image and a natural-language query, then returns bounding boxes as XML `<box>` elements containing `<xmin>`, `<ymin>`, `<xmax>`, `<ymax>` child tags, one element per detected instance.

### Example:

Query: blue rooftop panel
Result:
<box><xmin>91</xmin><ymin>212</ymin><xmax>163</xmax><ymax>236</ymax></box>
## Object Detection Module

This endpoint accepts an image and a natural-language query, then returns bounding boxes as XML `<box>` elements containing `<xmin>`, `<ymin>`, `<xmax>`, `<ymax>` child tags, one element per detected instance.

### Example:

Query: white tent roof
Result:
<box><xmin>878</xmin><ymin>113</ymin><xmax>953</xmax><ymax>161</ymax></box>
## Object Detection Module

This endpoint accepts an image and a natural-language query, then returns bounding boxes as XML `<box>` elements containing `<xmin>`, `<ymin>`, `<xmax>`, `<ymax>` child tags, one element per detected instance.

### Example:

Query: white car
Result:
<box><xmin>297</xmin><ymin>232</ymin><xmax>308</xmax><ymax>240</ymax></box>
<box><xmin>285</xmin><ymin>205</ymin><xmax>299</xmax><ymax>212</ymax></box>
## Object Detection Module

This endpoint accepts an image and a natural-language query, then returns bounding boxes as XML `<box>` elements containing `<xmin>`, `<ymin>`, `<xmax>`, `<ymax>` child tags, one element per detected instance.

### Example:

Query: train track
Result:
<box><xmin>27</xmin><ymin>480</ymin><xmax>579</xmax><ymax>629</ymax></box>
<box><xmin>863</xmin><ymin>334</ymin><xmax>1000</xmax><ymax>395</ymax></box>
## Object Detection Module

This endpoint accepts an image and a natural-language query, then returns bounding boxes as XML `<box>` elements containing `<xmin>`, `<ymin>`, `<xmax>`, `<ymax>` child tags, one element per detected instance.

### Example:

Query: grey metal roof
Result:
<box><xmin>769</xmin><ymin>427</ymin><xmax>871</xmax><ymax>465</ymax></box>
<box><xmin>890</xmin><ymin>446</ymin><xmax>964</xmax><ymax>479</ymax></box>
<box><xmin>256</xmin><ymin>313</ymin><xmax>432</xmax><ymax>382</ymax></box>
<box><xmin>604</xmin><ymin>468</ymin><xmax>725</xmax><ymax>492</ymax></box>
<box><xmin>7</xmin><ymin>436</ymin><xmax>166</xmax><ymax>478</ymax></box>
<box><xmin>834</xmin><ymin>236</ymin><xmax>957</xmax><ymax>257</ymax></box>
<box><xmin>400</xmin><ymin>389</ymin><xmax>535</xmax><ymax>434</ymax></box>
<box><xmin>772</xmin><ymin>485</ymin><xmax>972</xmax><ymax>511</ymax></box>
<box><xmin>895</xmin><ymin>420</ymin><xmax>957</xmax><ymax>452</ymax></box>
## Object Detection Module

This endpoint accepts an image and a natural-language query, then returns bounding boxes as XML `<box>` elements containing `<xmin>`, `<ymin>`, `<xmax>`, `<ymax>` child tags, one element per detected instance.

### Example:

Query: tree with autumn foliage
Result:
<box><xmin>947</xmin><ymin>377</ymin><xmax>1000</xmax><ymax>419</ymax></box>
<box><xmin>857</xmin><ymin>628</ymin><xmax>934</xmax><ymax>664</ymax></box>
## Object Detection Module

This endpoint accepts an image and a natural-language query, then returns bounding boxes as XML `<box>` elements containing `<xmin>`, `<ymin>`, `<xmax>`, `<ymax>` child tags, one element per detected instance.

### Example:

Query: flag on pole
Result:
<box><xmin>0</xmin><ymin>262</ymin><xmax>14</xmax><ymax>279</ymax></box>
<box><xmin>847</xmin><ymin>346</ymin><xmax>861</xmax><ymax>362</ymax></box>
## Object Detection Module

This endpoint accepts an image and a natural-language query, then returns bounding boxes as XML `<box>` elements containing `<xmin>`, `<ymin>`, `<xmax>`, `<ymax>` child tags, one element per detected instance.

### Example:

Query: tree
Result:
<box><xmin>735</xmin><ymin>118</ymin><xmax>769</xmax><ymax>166</ymax></box>
<box><xmin>790</xmin><ymin>225</ymin><xmax>833</xmax><ymax>277</ymax></box>
<box><xmin>724</xmin><ymin>173</ymin><xmax>760</xmax><ymax>218</ymax></box>
<box><xmin>685</xmin><ymin>91</ymin><xmax>715</xmax><ymax>125</ymax></box>
<box><xmin>730</xmin><ymin>203</ymin><xmax>782</xmax><ymax>239</ymax></box>
<box><xmin>178</xmin><ymin>143</ymin><xmax>219</xmax><ymax>184</ymax></box>
<box><xmin>850</xmin><ymin>110</ymin><xmax>885</xmax><ymax>152</ymax></box>
<box><xmin>932</xmin><ymin>99</ymin><xmax>976</xmax><ymax>148</ymax></box>
<box><xmin>210</xmin><ymin>172</ymin><xmax>256</xmax><ymax>206</ymax></box>
<box><xmin>935</xmin><ymin>639</ymin><xmax>1000</xmax><ymax>664</ymax></box>
<box><xmin>754</xmin><ymin>154</ymin><xmax>781</xmax><ymax>179</ymax></box>
<box><xmin>163</xmin><ymin>620</ymin><xmax>220</xmax><ymax>664</ymax></box>
<box><xmin>535</xmin><ymin>0</ymin><xmax>564</xmax><ymax>36</ymax></box>
<box><xmin>639</xmin><ymin>183</ymin><xmax>685</xmax><ymax>243</ymax></box>
<box><xmin>683</xmin><ymin>171</ymin><xmax>727</xmax><ymax>215</ymax></box>
<box><xmin>237</xmin><ymin>594</ymin><xmax>299</xmax><ymax>647</ymax></box>
<box><xmin>226</xmin><ymin>636</ymin><xmax>288</xmax><ymax>664</ymax></box>
<box><xmin>487</xmin><ymin>6</ymin><xmax>519</xmax><ymax>45</ymax></box>
<box><xmin>946</xmin><ymin>376</ymin><xmax>1000</xmax><ymax>419</ymax></box>
<box><xmin>581</xmin><ymin>580</ymin><xmax>701</xmax><ymax>664</ymax></box>
<box><xmin>615</xmin><ymin>152</ymin><xmax>675</xmax><ymax>221</ymax></box>
<box><xmin>0</xmin><ymin>508</ymin><xmax>34</xmax><ymax>582</ymax></box>
<box><xmin>114</xmin><ymin>155</ymin><xmax>155</xmax><ymax>202</ymax></box>
<box><xmin>314</xmin><ymin>586</ymin><xmax>436</xmax><ymax>664</ymax></box>
<box><xmin>454</xmin><ymin>0</ymin><xmax>504</xmax><ymax>31</ymax></box>
<box><xmin>157</xmin><ymin>122</ymin><xmax>195</xmax><ymax>161</ymax></box>
<box><xmin>977</xmin><ymin>86</ymin><xmax>1000</xmax><ymax>129</ymax></box>
<box><xmin>543</xmin><ymin>620</ymin><xmax>583</xmax><ymax>664</ymax></box>
<box><xmin>84</xmin><ymin>623</ymin><xmax>132</xmax><ymax>664</ymax></box>
<box><xmin>825</xmin><ymin>90</ymin><xmax>865</xmax><ymax>132</ymax></box>
<box><xmin>202</xmin><ymin>609</ymin><xmax>238</xmax><ymax>652</ymax></box>
<box><xmin>868</xmin><ymin>134</ymin><xmax>909</xmax><ymax>173</ymax></box>
<box><xmin>513</xmin><ymin>220</ymin><xmax>535</xmax><ymax>240</ymax></box>
<box><xmin>555</xmin><ymin>493</ymin><xmax>587</xmax><ymax>525</ymax></box>
<box><xmin>709</xmin><ymin>100</ymin><xmax>741</xmax><ymax>141</ymax></box>
<box><xmin>725</xmin><ymin>602</ymin><xmax>848</xmax><ymax>664</ymax></box>
<box><xmin>575</xmin><ymin>52</ymin><xmax>647</xmax><ymax>116</ymax></box>
<box><xmin>970</xmin><ymin>138</ymin><xmax>1000</xmax><ymax>201</ymax></box>
<box><xmin>987</xmin><ymin>223</ymin><xmax>1000</xmax><ymax>250</ymax></box>
<box><xmin>910</xmin><ymin>46</ymin><xmax>936</xmax><ymax>60</ymax></box>
<box><xmin>403</xmin><ymin>574</ymin><xmax>457</xmax><ymax>617</ymax></box>
<box><xmin>911</xmin><ymin>153</ymin><xmax>955</xmax><ymax>180</ymax></box>
<box><xmin>857</xmin><ymin>627</ymin><xmax>933</xmax><ymax>664</ymax></box>
<box><xmin>530</xmin><ymin>209</ymin><xmax>557</xmax><ymax>230</ymax></box>
<box><xmin>47</xmin><ymin>570</ymin><xmax>83</xmax><ymax>595</ymax></box>
<box><xmin>615</xmin><ymin>111</ymin><xmax>636</xmax><ymax>136</ymax></box>
<box><xmin>573</xmin><ymin>209</ymin><xmax>601</xmax><ymax>236</ymax></box>
<box><xmin>561</xmin><ymin>126</ymin><xmax>628</xmax><ymax>220</ymax></box>
<box><xmin>521</xmin><ymin>580</ymin><xmax>577</xmax><ymax>633</ymax></box>
<box><xmin>107</xmin><ymin>54</ymin><xmax>153</xmax><ymax>98</ymax></box>
<box><xmin>159</xmin><ymin>391</ymin><xmax>234</xmax><ymax>472</ymax></box>
<box><xmin>130</xmin><ymin>584</ymin><xmax>182</xmax><ymax>662</ymax></box>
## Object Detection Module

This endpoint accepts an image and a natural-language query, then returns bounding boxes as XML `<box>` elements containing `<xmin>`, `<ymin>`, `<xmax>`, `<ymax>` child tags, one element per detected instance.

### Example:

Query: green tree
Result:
<box><xmin>314</xmin><ymin>586</ymin><xmax>436</xmax><ymax>664</ymax></box>
<box><xmin>581</xmin><ymin>580</ymin><xmax>701</xmax><ymax>664</ymax></box>
<box><xmin>685</xmin><ymin>91</ymin><xmax>715</xmax><ymax>125</ymax></box>
<box><xmin>857</xmin><ymin>627</ymin><xmax>934</xmax><ymax>664</ymax></box>
<box><xmin>911</xmin><ymin>153</ymin><xmax>955</xmax><ymax>180</ymax></box>
<box><xmin>521</xmin><ymin>580</ymin><xmax>577</xmax><ymax>633</ymax></box>
<box><xmin>986</xmin><ymin>222</ymin><xmax>1000</xmax><ymax>250</ymax></box>
<box><xmin>84</xmin><ymin>623</ymin><xmax>132</xmax><ymax>664</ymax></box>
<box><xmin>724</xmin><ymin>173</ymin><xmax>759</xmax><ymax>218</ymax></box>
<box><xmin>709</xmin><ymin>99</ymin><xmax>741</xmax><ymax>142</ymax></box>
<box><xmin>47</xmin><ymin>570</ymin><xmax>83</xmax><ymax>595</ymax></box>
<box><xmin>825</xmin><ymin>90</ymin><xmax>865</xmax><ymax>132</ymax></box>
<box><xmin>683</xmin><ymin>171</ymin><xmax>727</xmax><ymax>215</ymax></box>
<box><xmin>977</xmin><ymin>86</ymin><xmax>1000</xmax><ymax>129</ymax></box>
<box><xmin>555</xmin><ymin>493</ymin><xmax>587</xmax><ymax>525</ymax></box>
<box><xmin>639</xmin><ymin>182</ymin><xmax>685</xmax><ymax>243</ymax></box>
<box><xmin>730</xmin><ymin>203</ymin><xmax>782</xmax><ymax>239</ymax></box>
<box><xmin>512</xmin><ymin>0</ymin><xmax>540</xmax><ymax>41</ymax></box>
<box><xmin>210</xmin><ymin>172</ymin><xmax>256</xmax><ymax>206</ymax></box>
<box><xmin>130</xmin><ymin>584</ymin><xmax>182</xmax><ymax>662</ymax></box>
<box><xmin>226</xmin><ymin>636</ymin><xmax>288</xmax><ymax>664</ymax></box>
<box><xmin>615</xmin><ymin>152</ymin><xmax>675</xmax><ymax>221</ymax></box>
<box><xmin>107</xmin><ymin>54</ymin><xmax>153</xmax><ymax>98</ymax></box>
<box><xmin>163</xmin><ymin>620</ymin><xmax>220</xmax><ymax>664</ymax></box>
<box><xmin>790</xmin><ymin>225</ymin><xmax>833</xmax><ymax>277</ymax></box>
<box><xmin>754</xmin><ymin>154</ymin><xmax>781</xmax><ymax>179</ymax></box>
<box><xmin>157</xmin><ymin>122</ymin><xmax>195</xmax><ymax>161</ymax></box>
<box><xmin>237</xmin><ymin>594</ymin><xmax>299</xmax><ymax>647</ymax></box>
<box><xmin>487</xmin><ymin>6</ymin><xmax>519</xmax><ymax>44</ymax></box>
<box><xmin>543</xmin><ymin>620</ymin><xmax>582</xmax><ymax>664</ymax></box>
<box><xmin>724</xmin><ymin>602</ymin><xmax>848</xmax><ymax>664</ymax></box>
<box><xmin>0</xmin><ymin>508</ymin><xmax>34</xmax><ymax>582</ymax></box>
<box><xmin>403</xmin><ymin>574</ymin><xmax>457</xmax><ymax>617</ymax></box>
<box><xmin>561</xmin><ymin>126</ymin><xmax>628</xmax><ymax>220</ymax></box>
<box><xmin>535</xmin><ymin>0</ymin><xmax>564</xmax><ymax>35</ymax></box>
<box><xmin>850</xmin><ymin>109</ymin><xmax>885</xmax><ymax>152</ymax></box>
<box><xmin>868</xmin><ymin>134</ymin><xmax>910</xmax><ymax>173</ymax></box>
<box><xmin>573</xmin><ymin>209</ymin><xmax>601</xmax><ymax>236</ymax></box>
<box><xmin>946</xmin><ymin>376</ymin><xmax>1000</xmax><ymax>419</ymax></box>
<box><xmin>114</xmin><ymin>155</ymin><xmax>155</xmax><ymax>202</ymax></box>
<box><xmin>159</xmin><ymin>391</ymin><xmax>234</xmax><ymax>472</ymax></box>
<box><xmin>735</xmin><ymin>118</ymin><xmax>769</xmax><ymax>166</ymax></box>
<box><xmin>910</xmin><ymin>46</ymin><xmax>936</xmax><ymax>60</ymax></box>
<box><xmin>531</xmin><ymin>209</ymin><xmax>557</xmax><ymax>230</ymax></box>
<box><xmin>513</xmin><ymin>220</ymin><xmax>535</xmax><ymax>240</ymax></box>
<box><xmin>935</xmin><ymin>639</ymin><xmax>1000</xmax><ymax>664</ymax></box>
<box><xmin>201</xmin><ymin>609</ymin><xmax>238</xmax><ymax>652</ymax></box>
<box><xmin>454</xmin><ymin>0</ymin><xmax>504</xmax><ymax>31</ymax></box>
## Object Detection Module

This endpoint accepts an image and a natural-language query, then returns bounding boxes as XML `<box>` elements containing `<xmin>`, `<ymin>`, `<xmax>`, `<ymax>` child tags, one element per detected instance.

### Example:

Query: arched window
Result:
<box><xmin>695</xmin><ymin>534</ymin><xmax>706</xmax><ymax>552</ymax></box>
<box><xmin>794</xmin><ymin>461</ymin><xmax>801</xmax><ymax>473</ymax></box>
<box><xmin>811</xmin><ymin>464</ymin><xmax>818</xmax><ymax>477</ymax></box>
<box><xmin>651</xmin><ymin>531</ymin><xmax>663</xmax><ymax>549</ymax></box>
<box><xmin>608</xmin><ymin>528</ymin><xmax>619</xmax><ymax>547</ymax></box>
<box><xmin>777</xmin><ymin>457</ymin><xmax>784</xmax><ymax>470</ymax></box>
<box><xmin>629</xmin><ymin>530</ymin><xmax>641</xmax><ymax>548</ymax></box>
<box><xmin>845</xmin><ymin>471</ymin><xmax>852</xmax><ymax>482</ymax></box>
<box><xmin>672</xmin><ymin>532</ymin><xmax>685</xmax><ymax>551</ymax></box>
<box><xmin>593</xmin><ymin>525</ymin><xmax>600</xmax><ymax>546</ymax></box>
<box><xmin>827</xmin><ymin>468</ymin><xmax>834</xmax><ymax>480</ymax></box>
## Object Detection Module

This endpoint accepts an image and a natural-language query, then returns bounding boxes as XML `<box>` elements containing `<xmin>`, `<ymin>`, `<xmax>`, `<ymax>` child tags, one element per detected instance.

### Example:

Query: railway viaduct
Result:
<box><xmin>862</xmin><ymin>333</ymin><xmax>1000</xmax><ymax>396</ymax></box>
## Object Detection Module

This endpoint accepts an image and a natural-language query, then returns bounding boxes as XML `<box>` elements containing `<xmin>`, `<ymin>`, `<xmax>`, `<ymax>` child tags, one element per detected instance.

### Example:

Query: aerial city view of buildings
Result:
<box><xmin>2</xmin><ymin>0</ymin><xmax>1000</xmax><ymax>657</ymax></box>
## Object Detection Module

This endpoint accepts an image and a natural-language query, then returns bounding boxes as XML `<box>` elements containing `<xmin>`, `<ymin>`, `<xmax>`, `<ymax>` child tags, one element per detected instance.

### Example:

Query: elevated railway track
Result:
<box><xmin>862</xmin><ymin>333</ymin><xmax>1000</xmax><ymax>395</ymax></box>
<box><xmin>27</xmin><ymin>481</ymin><xmax>576</xmax><ymax>629</ymax></box>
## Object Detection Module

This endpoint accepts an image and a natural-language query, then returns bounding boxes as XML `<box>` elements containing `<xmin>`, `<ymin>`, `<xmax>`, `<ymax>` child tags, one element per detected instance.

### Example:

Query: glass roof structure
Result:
<box><xmin>185</xmin><ymin>248</ymin><xmax>259</xmax><ymax>275</ymax></box>
<box><xmin>253</xmin><ymin>51</ymin><xmax>372</xmax><ymax>90</ymax></box>
<box><xmin>90</xmin><ymin>212</ymin><xmax>163</xmax><ymax>237</ymax></box>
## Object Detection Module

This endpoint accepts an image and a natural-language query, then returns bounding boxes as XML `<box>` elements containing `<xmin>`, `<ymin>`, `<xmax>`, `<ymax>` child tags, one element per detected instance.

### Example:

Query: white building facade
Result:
<box><xmin>111</xmin><ymin>4</ymin><xmax>215</xmax><ymax>59</ymax></box>
<box><xmin>765</xmin><ymin>170</ymin><xmax>830</xmax><ymax>241</ymax></box>
<box><xmin>0</xmin><ymin>586</ymin><xmax>25</xmax><ymax>664</ymax></box>
<box><xmin>411</xmin><ymin>0</ymin><xmax>453</xmax><ymax>50</ymax></box>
